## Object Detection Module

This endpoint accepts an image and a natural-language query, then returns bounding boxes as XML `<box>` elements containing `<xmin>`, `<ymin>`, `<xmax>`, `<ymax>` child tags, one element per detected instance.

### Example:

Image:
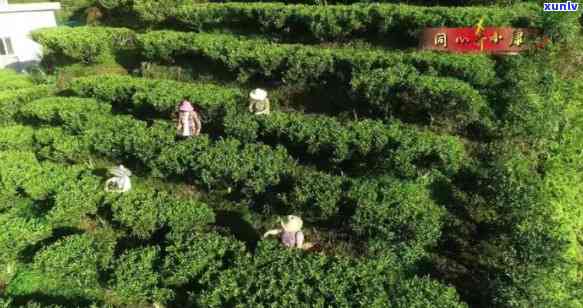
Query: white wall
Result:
<box><xmin>0</xmin><ymin>3</ymin><xmax>60</xmax><ymax>70</ymax></box>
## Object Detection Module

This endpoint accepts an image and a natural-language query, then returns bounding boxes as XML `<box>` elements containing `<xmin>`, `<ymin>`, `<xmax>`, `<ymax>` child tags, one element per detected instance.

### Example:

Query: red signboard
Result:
<box><xmin>420</xmin><ymin>27</ymin><xmax>541</xmax><ymax>54</ymax></box>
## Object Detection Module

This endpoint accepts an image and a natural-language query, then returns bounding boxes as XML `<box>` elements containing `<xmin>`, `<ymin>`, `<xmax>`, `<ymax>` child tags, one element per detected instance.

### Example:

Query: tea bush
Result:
<box><xmin>278</xmin><ymin>168</ymin><xmax>346</xmax><ymax>218</ymax></box>
<box><xmin>0</xmin><ymin>86</ymin><xmax>55</xmax><ymax>125</ymax></box>
<box><xmin>105</xmin><ymin>1</ymin><xmax>576</xmax><ymax>44</ymax></box>
<box><xmin>31</xmin><ymin>27</ymin><xmax>501</xmax><ymax>88</ymax></box>
<box><xmin>103</xmin><ymin>1</ymin><xmax>581</xmax><ymax>44</ymax></box>
<box><xmin>31</xmin><ymin>27</ymin><xmax>136</xmax><ymax>64</ymax></box>
<box><xmin>15</xmin><ymin>97</ymin><xmax>444</xmax><ymax>256</ymax></box>
<box><xmin>46</xmin><ymin>174</ymin><xmax>104</xmax><ymax>228</ymax></box>
<box><xmin>55</xmin><ymin>36</ymin><xmax>494</xmax><ymax>126</ymax></box>
<box><xmin>32</xmin><ymin>28</ymin><xmax>500</xmax><ymax>128</ymax></box>
<box><xmin>224</xmin><ymin>111</ymin><xmax>467</xmax><ymax>177</ymax></box>
<box><xmin>196</xmin><ymin>240</ymin><xmax>466</xmax><ymax>307</ymax></box>
<box><xmin>0</xmin><ymin>125</ymin><xmax>35</xmax><ymax>151</ymax></box>
<box><xmin>106</xmin><ymin>188</ymin><xmax>215</xmax><ymax>239</ymax></box>
<box><xmin>348</xmin><ymin>176</ymin><xmax>443</xmax><ymax>263</ymax></box>
<box><xmin>194</xmin><ymin>138</ymin><xmax>295</xmax><ymax>194</ymax></box>
<box><xmin>471</xmin><ymin>145</ymin><xmax>583</xmax><ymax>307</ymax></box>
<box><xmin>0</xmin><ymin>151</ymin><xmax>42</xmax><ymax>197</ymax></box>
<box><xmin>18</xmin><ymin>97</ymin><xmax>296</xmax><ymax>195</ymax></box>
<box><xmin>30</xmin><ymin>233</ymin><xmax>109</xmax><ymax>300</ymax></box>
<box><xmin>110</xmin><ymin>246</ymin><xmax>174</xmax><ymax>305</ymax></box>
<box><xmin>95</xmin><ymin>0</ymin><xmax>540</xmax><ymax>6</ymax></box>
<box><xmin>0</xmin><ymin>149</ymin><xmax>224</xmax><ymax>304</ymax></box>
<box><xmin>183</xmin><ymin>3</ymin><xmax>533</xmax><ymax>39</ymax></box>
<box><xmin>0</xmin><ymin>206</ymin><xmax>52</xmax><ymax>284</ymax></box>
<box><xmin>67</xmin><ymin>74</ymin><xmax>243</xmax><ymax>123</ymax></box>
<box><xmin>22</xmin><ymin>161</ymin><xmax>86</xmax><ymax>200</ymax></box>
<box><xmin>0</xmin><ymin>70</ymin><xmax>34</xmax><ymax>91</ymax></box>
<box><xmin>6</xmin><ymin>69</ymin><xmax>581</xmax><ymax>308</ymax></box>
<box><xmin>161</xmin><ymin>232</ymin><xmax>247</xmax><ymax>287</ymax></box>
<box><xmin>350</xmin><ymin>66</ymin><xmax>491</xmax><ymax>125</ymax></box>
<box><xmin>32</xmin><ymin>127</ymin><xmax>91</xmax><ymax>162</ymax></box>
<box><xmin>138</xmin><ymin>30</ymin><xmax>496</xmax><ymax>87</ymax></box>
<box><xmin>495</xmin><ymin>54</ymin><xmax>572</xmax><ymax>140</ymax></box>
<box><xmin>18</xmin><ymin>97</ymin><xmax>112</xmax><ymax>127</ymax></box>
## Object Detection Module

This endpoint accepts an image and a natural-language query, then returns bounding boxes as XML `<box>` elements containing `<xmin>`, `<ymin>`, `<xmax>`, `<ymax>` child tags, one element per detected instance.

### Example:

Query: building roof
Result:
<box><xmin>0</xmin><ymin>2</ymin><xmax>61</xmax><ymax>13</ymax></box>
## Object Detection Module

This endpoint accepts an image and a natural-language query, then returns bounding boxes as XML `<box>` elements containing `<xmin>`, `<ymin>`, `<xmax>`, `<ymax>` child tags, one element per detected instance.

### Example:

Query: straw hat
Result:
<box><xmin>179</xmin><ymin>100</ymin><xmax>194</xmax><ymax>112</ymax></box>
<box><xmin>280</xmin><ymin>215</ymin><xmax>303</xmax><ymax>233</ymax></box>
<box><xmin>109</xmin><ymin>165</ymin><xmax>132</xmax><ymax>177</ymax></box>
<box><xmin>250</xmin><ymin>88</ymin><xmax>268</xmax><ymax>101</ymax></box>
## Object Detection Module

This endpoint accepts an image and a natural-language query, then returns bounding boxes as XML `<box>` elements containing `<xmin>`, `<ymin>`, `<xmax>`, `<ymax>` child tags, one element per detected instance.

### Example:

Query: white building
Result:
<box><xmin>0</xmin><ymin>0</ymin><xmax>60</xmax><ymax>70</ymax></box>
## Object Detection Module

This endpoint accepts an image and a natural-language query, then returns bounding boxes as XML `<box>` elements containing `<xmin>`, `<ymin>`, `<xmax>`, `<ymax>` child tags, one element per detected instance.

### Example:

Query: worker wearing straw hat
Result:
<box><xmin>263</xmin><ymin>215</ymin><xmax>315</xmax><ymax>250</ymax></box>
<box><xmin>249</xmin><ymin>88</ymin><xmax>270</xmax><ymax>115</ymax></box>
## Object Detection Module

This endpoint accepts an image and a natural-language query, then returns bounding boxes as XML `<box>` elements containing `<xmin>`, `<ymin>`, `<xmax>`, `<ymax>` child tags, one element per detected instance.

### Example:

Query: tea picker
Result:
<box><xmin>176</xmin><ymin>99</ymin><xmax>202</xmax><ymax>137</ymax></box>
<box><xmin>264</xmin><ymin>215</ymin><xmax>314</xmax><ymax>250</ymax></box>
<box><xmin>105</xmin><ymin>165</ymin><xmax>132</xmax><ymax>193</ymax></box>
<box><xmin>249</xmin><ymin>88</ymin><xmax>270</xmax><ymax>115</ymax></box>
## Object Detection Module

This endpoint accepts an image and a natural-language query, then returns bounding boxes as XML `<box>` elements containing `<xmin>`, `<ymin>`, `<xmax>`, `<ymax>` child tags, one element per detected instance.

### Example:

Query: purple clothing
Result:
<box><xmin>281</xmin><ymin>231</ymin><xmax>304</xmax><ymax>248</ymax></box>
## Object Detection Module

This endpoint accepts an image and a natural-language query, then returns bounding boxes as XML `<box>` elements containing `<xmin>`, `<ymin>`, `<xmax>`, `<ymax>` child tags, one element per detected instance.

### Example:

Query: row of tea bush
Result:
<box><xmin>68</xmin><ymin>74</ymin><xmax>468</xmax><ymax>177</ymax></box>
<box><xmin>13</xmin><ymin>95</ymin><xmax>446</xmax><ymax>263</ymax></box>
<box><xmin>94</xmin><ymin>1</ymin><xmax>578</xmax><ymax>44</ymax></box>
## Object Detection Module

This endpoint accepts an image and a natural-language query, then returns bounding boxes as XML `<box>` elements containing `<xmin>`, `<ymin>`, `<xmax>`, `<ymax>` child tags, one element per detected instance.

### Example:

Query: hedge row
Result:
<box><xmin>97</xmin><ymin>0</ymin><xmax>536</xmax><ymax>7</ymax></box>
<box><xmin>67</xmin><ymin>74</ymin><xmax>243</xmax><ymax>123</ymax></box>
<box><xmin>3</xmin><ymin>124</ymin><xmax>442</xmax><ymax>267</ymax></box>
<box><xmin>0</xmin><ymin>85</ymin><xmax>55</xmax><ymax>124</ymax></box>
<box><xmin>195</xmin><ymin>241</ymin><xmax>465</xmax><ymax>307</ymax></box>
<box><xmin>0</xmin><ymin>69</ymin><xmax>34</xmax><ymax>91</ymax></box>
<box><xmin>350</xmin><ymin>65</ymin><xmax>490</xmax><ymax>123</ymax></box>
<box><xmin>31</xmin><ymin>26</ymin><xmax>136</xmax><ymax>64</ymax></box>
<box><xmin>139</xmin><ymin>2</ymin><xmax>541</xmax><ymax>40</ymax></box>
<box><xmin>31</xmin><ymin>27</ymin><xmax>497</xmax><ymax>88</ymax></box>
<box><xmin>224</xmin><ymin>111</ymin><xmax>466</xmax><ymax>177</ymax></box>
<box><xmin>5</xmin><ymin>232</ymin><xmax>466</xmax><ymax>307</ymax></box>
<box><xmin>18</xmin><ymin>97</ymin><xmax>295</xmax><ymax>195</ymax></box>
<box><xmin>16</xmin><ymin>97</ymin><xmax>445</xmax><ymax>261</ymax></box>
<box><xmin>137</xmin><ymin>31</ymin><xmax>494</xmax><ymax>125</ymax></box>
<box><xmin>66</xmin><ymin>75</ymin><xmax>467</xmax><ymax>177</ymax></box>
<box><xmin>4</xmin><ymin>224</ymin><xmax>242</xmax><ymax>306</ymax></box>
<box><xmin>98</xmin><ymin>1</ymin><xmax>580</xmax><ymax>46</ymax></box>
<box><xmin>138</xmin><ymin>30</ymin><xmax>496</xmax><ymax>88</ymax></box>
<box><xmin>32</xmin><ymin>29</ymin><xmax>495</xmax><ymax>125</ymax></box>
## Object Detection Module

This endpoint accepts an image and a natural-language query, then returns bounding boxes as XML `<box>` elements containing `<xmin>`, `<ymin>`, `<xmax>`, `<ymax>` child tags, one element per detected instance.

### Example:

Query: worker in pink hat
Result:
<box><xmin>175</xmin><ymin>99</ymin><xmax>202</xmax><ymax>137</ymax></box>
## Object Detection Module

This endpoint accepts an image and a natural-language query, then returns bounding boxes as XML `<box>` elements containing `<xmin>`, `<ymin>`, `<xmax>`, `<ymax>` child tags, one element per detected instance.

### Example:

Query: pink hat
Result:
<box><xmin>179</xmin><ymin>100</ymin><xmax>194</xmax><ymax>112</ymax></box>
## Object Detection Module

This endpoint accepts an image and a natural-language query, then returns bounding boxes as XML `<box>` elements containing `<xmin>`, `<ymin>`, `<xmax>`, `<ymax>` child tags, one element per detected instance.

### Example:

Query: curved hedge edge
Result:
<box><xmin>224</xmin><ymin>111</ymin><xmax>467</xmax><ymax>177</ymax></box>
<box><xmin>31</xmin><ymin>26</ymin><xmax>137</xmax><ymax>64</ymax></box>
<box><xmin>350</xmin><ymin>66</ymin><xmax>491</xmax><ymax>125</ymax></box>
<box><xmin>0</xmin><ymin>69</ymin><xmax>34</xmax><ymax>92</ymax></box>
<box><xmin>0</xmin><ymin>85</ymin><xmax>55</xmax><ymax>125</ymax></box>
<box><xmin>138</xmin><ymin>30</ymin><xmax>496</xmax><ymax>88</ymax></box>
<box><xmin>31</xmin><ymin>27</ymin><xmax>497</xmax><ymax>89</ymax></box>
<box><xmin>101</xmin><ymin>1</ymin><xmax>579</xmax><ymax>44</ymax></box>
<box><xmin>66</xmin><ymin>74</ymin><xmax>243</xmax><ymax>121</ymax></box>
